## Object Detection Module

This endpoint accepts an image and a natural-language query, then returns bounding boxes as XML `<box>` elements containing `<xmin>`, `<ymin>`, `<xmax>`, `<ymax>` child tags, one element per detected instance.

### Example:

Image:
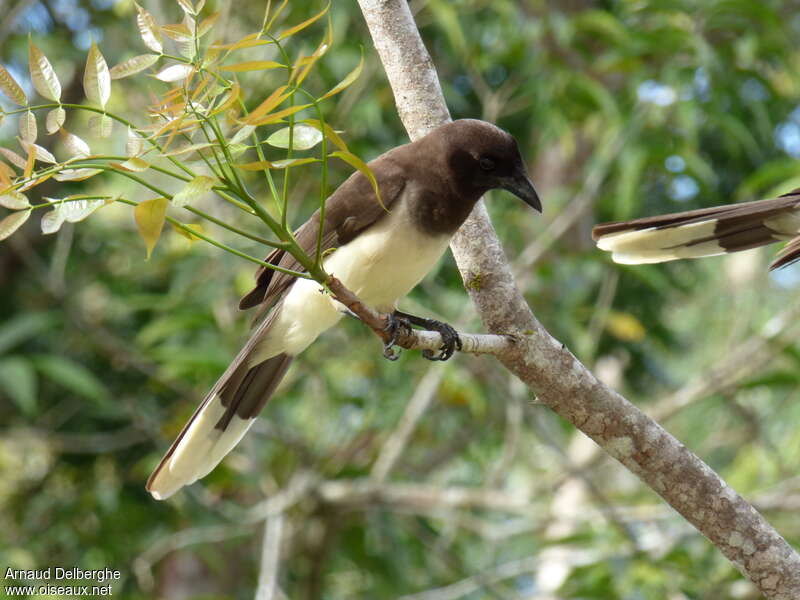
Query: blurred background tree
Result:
<box><xmin>2</xmin><ymin>0</ymin><xmax>800</xmax><ymax>598</ymax></box>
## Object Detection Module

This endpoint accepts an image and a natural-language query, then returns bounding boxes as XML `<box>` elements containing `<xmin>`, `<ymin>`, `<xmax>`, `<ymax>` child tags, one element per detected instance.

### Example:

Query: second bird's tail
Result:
<box><xmin>592</xmin><ymin>193</ymin><xmax>800</xmax><ymax>269</ymax></box>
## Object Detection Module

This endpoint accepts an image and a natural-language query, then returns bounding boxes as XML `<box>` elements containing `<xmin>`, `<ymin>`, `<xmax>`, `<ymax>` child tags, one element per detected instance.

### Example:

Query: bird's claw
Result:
<box><xmin>422</xmin><ymin>319</ymin><xmax>462</xmax><ymax>362</ymax></box>
<box><xmin>383</xmin><ymin>314</ymin><xmax>412</xmax><ymax>361</ymax></box>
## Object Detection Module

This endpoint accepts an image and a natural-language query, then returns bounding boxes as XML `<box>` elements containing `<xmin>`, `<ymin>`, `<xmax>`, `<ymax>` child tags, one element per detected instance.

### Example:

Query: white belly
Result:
<box><xmin>250</xmin><ymin>202</ymin><xmax>451</xmax><ymax>363</ymax></box>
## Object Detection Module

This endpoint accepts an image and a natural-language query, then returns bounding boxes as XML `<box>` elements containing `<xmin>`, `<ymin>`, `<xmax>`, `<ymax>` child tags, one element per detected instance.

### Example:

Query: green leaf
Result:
<box><xmin>221</xmin><ymin>60</ymin><xmax>285</xmax><ymax>72</ymax></box>
<box><xmin>126</xmin><ymin>127</ymin><xmax>144</xmax><ymax>157</ymax></box>
<box><xmin>0</xmin><ymin>313</ymin><xmax>56</xmax><ymax>354</ymax></box>
<box><xmin>0</xmin><ymin>64</ymin><xmax>27</xmax><ymax>105</ymax></box>
<box><xmin>84</xmin><ymin>42</ymin><xmax>111</xmax><ymax>108</ymax></box>
<box><xmin>109</xmin><ymin>53</ymin><xmax>159</xmax><ymax>79</ymax></box>
<box><xmin>155</xmin><ymin>63</ymin><xmax>194</xmax><ymax>82</ymax></box>
<box><xmin>320</xmin><ymin>51</ymin><xmax>363</xmax><ymax>100</ymax></box>
<box><xmin>171</xmin><ymin>175</ymin><xmax>215</xmax><ymax>207</ymax></box>
<box><xmin>28</xmin><ymin>41</ymin><xmax>61</xmax><ymax>102</ymax></box>
<box><xmin>302</xmin><ymin>119</ymin><xmax>348</xmax><ymax>152</ymax></box>
<box><xmin>32</xmin><ymin>354</ymin><xmax>110</xmax><ymax>406</ymax></box>
<box><xmin>19</xmin><ymin>140</ymin><xmax>56</xmax><ymax>164</ymax></box>
<box><xmin>236</xmin><ymin>157</ymin><xmax>318</xmax><ymax>170</ymax></box>
<box><xmin>0</xmin><ymin>356</ymin><xmax>37</xmax><ymax>416</ymax></box>
<box><xmin>53</xmin><ymin>168</ymin><xmax>102</xmax><ymax>182</ymax></box>
<box><xmin>88</xmin><ymin>114</ymin><xmax>112</xmax><ymax>138</ymax></box>
<box><xmin>266</xmin><ymin>125</ymin><xmax>323</xmax><ymax>150</ymax></box>
<box><xmin>41</xmin><ymin>196</ymin><xmax>105</xmax><ymax>234</ymax></box>
<box><xmin>135</xmin><ymin>2</ymin><xmax>163</xmax><ymax>54</ymax></box>
<box><xmin>134</xmin><ymin>197</ymin><xmax>168</xmax><ymax>259</ymax></box>
<box><xmin>330</xmin><ymin>150</ymin><xmax>383</xmax><ymax>208</ymax></box>
<box><xmin>0</xmin><ymin>147</ymin><xmax>27</xmax><ymax>169</ymax></box>
<box><xmin>112</xmin><ymin>157</ymin><xmax>149</xmax><ymax>172</ymax></box>
<box><xmin>0</xmin><ymin>209</ymin><xmax>31</xmax><ymax>241</ymax></box>
<box><xmin>0</xmin><ymin>190</ymin><xmax>30</xmax><ymax>210</ymax></box>
<box><xmin>278</xmin><ymin>2</ymin><xmax>330</xmax><ymax>40</ymax></box>
<box><xmin>20</xmin><ymin>110</ymin><xmax>37</xmax><ymax>143</ymax></box>
<box><xmin>59</xmin><ymin>128</ymin><xmax>91</xmax><ymax>158</ymax></box>
<box><xmin>45</xmin><ymin>107</ymin><xmax>65</xmax><ymax>134</ymax></box>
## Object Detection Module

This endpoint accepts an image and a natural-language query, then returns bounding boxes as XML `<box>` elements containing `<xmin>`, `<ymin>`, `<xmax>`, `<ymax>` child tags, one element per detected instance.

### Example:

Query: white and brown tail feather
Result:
<box><xmin>592</xmin><ymin>191</ymin><xmax>800</xmax><ymax>270</ymax></box>
<box><xmin>147</xmin><ymin>311</ymin><xmax>292</xmax><ymax>500</ymax></box>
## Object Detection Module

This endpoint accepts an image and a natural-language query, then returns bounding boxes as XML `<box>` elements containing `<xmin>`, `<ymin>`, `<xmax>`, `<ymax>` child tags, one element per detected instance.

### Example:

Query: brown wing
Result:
<box><xmin>592</xmin><ymin>192</ymin><xmax>800</xmax><ymax>240</ymax></box>
<box><xmin>239</xmin><ymin>160</ymin><xmax>408</xmax><ymax>311</ymax></box>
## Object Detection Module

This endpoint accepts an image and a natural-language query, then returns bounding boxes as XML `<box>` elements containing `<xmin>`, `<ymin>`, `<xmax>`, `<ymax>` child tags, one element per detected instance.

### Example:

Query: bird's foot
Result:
<box><xmin>420</xmin><ymin>318</ymin><xmax>462</xmax><ymax>361</ymax></box>
<box><xmin>382</xmin><ymin>313</ymin><xmax>412</xmax><ymax>361</ymax></box>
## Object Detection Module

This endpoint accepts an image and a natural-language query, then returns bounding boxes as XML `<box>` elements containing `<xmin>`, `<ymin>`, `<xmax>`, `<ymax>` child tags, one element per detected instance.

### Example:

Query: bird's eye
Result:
<box><xmin>479</xmin><ymin>157</ymin><xmax>495</xmax><ymax>171</ymax></box>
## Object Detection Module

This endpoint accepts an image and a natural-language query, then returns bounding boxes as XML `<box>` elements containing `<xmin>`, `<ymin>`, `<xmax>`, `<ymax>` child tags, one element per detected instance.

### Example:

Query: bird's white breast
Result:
<box><xmin>251</xmin><ymin>198</ymin><xmax>451</xmax><ymax>362</ymax></box>
<box><xmin>324</xmin><ymin>198</ymin><xmax>451</xmax><ymax>310</ymax></box>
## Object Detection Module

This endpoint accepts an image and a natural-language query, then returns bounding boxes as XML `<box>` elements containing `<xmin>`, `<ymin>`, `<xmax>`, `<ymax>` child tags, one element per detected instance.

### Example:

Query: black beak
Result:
<box><xmin>500</xmin><ymin>169</ymin><xmax>541</xmax><ymax>212</ymax></box>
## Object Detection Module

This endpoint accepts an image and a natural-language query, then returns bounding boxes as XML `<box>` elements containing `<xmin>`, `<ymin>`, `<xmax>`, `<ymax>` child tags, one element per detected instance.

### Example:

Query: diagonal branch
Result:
<box><xmin>356</xmin><ymin>1</ymin><xmax>800</xmax><ymax>598</ymax></box>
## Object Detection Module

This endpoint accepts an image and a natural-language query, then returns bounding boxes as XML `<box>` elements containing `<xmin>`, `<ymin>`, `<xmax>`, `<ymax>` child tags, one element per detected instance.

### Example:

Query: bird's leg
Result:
<box><xmin>382</xmin><ymin>312</ymin><xmax>413</xmax><ymax>361</ymax></box>
<box><xmin>393</xmin><ymin>310</ymin><xmax>462</xmax><ymax>361</ymax></box>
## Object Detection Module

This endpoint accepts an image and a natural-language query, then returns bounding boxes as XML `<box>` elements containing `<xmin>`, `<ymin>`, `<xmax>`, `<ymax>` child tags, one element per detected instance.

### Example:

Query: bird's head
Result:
<box><xmin>437</xmin><ymin>119</ymin><xmax>541</xmax><ymax>212</ymax></box>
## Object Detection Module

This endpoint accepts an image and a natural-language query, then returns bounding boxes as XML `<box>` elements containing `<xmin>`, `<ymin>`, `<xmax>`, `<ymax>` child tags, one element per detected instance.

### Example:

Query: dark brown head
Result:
<box><xmin>434</xmin><ymin>119</ymin><xmax>541</xmax><ymax>212</ymax></box>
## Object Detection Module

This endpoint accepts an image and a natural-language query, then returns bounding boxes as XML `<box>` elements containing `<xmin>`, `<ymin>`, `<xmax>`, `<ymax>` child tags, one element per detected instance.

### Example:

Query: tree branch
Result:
<box><xmin>326</xmin><ymin>276</ymin><xmax>517</xmax><ymax>357</ymax></box>
<box><xmin>356</xmin><ymin>0</ymin><xmax>800</xmax><ymax>597</ymax></box>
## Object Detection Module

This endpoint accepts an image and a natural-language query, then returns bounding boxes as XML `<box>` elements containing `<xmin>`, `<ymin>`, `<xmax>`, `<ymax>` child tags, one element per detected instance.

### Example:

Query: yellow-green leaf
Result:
<box><xmin>209</xmin><ymin>82</ymin><xmax>240</xmax><ymax>115</ymax></box>
<box><xmin>171</xmin><ymin>175</ymin><xmax>214</xmax><ymax>207</ymax></box>
<box><xmin>173</xmin><ymin>222</ymin><xmax>205</xmax><ymax>242</ymax></box>
<box><xmin>246</xmin><ymin>103</ymin><xmax>310</xmax><ymax>126</ymax></box>
<box><xmin>606</xmin><ymin>311</ymin><xmax>646</xmax><ymax>342</ymax></box>
<box><xmin>321</xmin><ymin>51</ymin><xmax>363</xmax><ymax>100</ymax></box>
<box><xmin>266</xmin><ymin>125</ymin><xmax>322</xmax><ymax>150</ymax></box>
<box><xmin>155</xmin><ymin>64</ymin><xmax>194</xmax><ymax>82</ymax></box>
<box><xmin>175</xmin><ymin>0</ymin><xmax>196</xmax><ymax>15</ymax></box>
<box><xmin>236</xmin><ymin>157</ymin><xmax>317</xmax><ymax>170</ymax></box>
<box><xmin>330</xmin><ymin>150</ymin><xmax>383</xmax><ymax>208</ymax></box>
<box><xmin>197</xmin><ymin>12</ymin><xmax>219</xmax><ymax>36</ymax></box>
<box><xmin>28</xmin><ymin>42</ymin><xmax>61</xmax><ymax>101</ymax></box>
<box><xmin>221</xmin><ymin>61</ymin><xmax>284</xmax><ymax>72</ymax></box>
<box><xmin>135</xmin><ymin>3</ymin><xmax>163</xmax><ymax>53</ymax></box>
<box><xmin>20</xmin><ymin>111</ymin><xmax>37</xmax><ymax>143</ymax></box>
<box><xmin>0</xmin><ymin>190</ymin><xmax>30</xmax><ymax>209</ymax></box>
<box><xmin>42</xmin><ymin>196</ymin><xmax>104</xmax><ymax>234</ymax></box>
<box><xmin>88</xmin><ymin>114</ymin><xmax>113</xmax><ymax>138</ymax></box>
<box><xmin>0</xmin><ymin>64</ymin><xmax>27</xmax><ymax>105</ymax></box>
<box><xmin>244</xmin><ymin>85</ymin><xmax>291</xmax><ymax>123</ymax></box>
<box><xmin>210</xmin><ymin>34</ymin><xmax>272</xmax><ymax>51</ymax></box>
<box><xmin>59</xmin><ymin>128</ymin><xmax>90</xmax><ymax>158</ymax></box>
<box><xmin>0</xmin><ymin>208</ymin><xmax>31</xmax><ymax>241</ymax></box>
<box><xmin>278</xmin><ymin>2</ymin><xmax>329</xmax><ymax>40</ymax></box>
<box><xmin>112</xmin><ymin>157</ymin><xmax>149</xmax><ymax>172</ymax></box>
<box><xmin>162</xmin><ymin>142</ymin><xmax>214</xmax><ymax>157</ymax></box>
<box><xmin>45</xmin><ymin>107</ymin><xmax>65</xmax><ymax>134</ymax></box>
<box><xmin>84</xmin><ymin>43</ymin><xmax>111</xmax><ymax>108</ymax></box>
<box><xmin>230</xmin><ymin>124</ymin><xmax>255</xmax><ymax>145</ymax></box>
<box><xmin>19</xmin><ymin>140</ymin><xmax>56</xmax><ymax>164</ymax></box>
<box><xmin>126</xmin><ymin>127</ymin><xmax>144</xmax><ymax>157</ymax></box>
<box><xmin>291</xmin><ymin>14</ymin><xmax>332</xmax><ymax>85</ymax></box>
<box><xmin>0</xmin><ymin>160</ymin><xmax>14</xmax><ymax>186</ymax></box>
<box><xmin>0</xmin><ymin>148</ymin><xmax>27</xmax><ymax>169</ymax></box>
<box><xmin>53</xmin><ymin>168</ymin><xmax>102</xmax><ymax>182</ymax></box>
<box><xmin>303</xmin><ymin>119</ymin><xmax>348</xmax><ymax>152</ymax></box>
<box><xmin>161</xmin><ymin>23</ymin><xmax>193</xmax><ymax>41</ymax></box>
<box><xmin>134</xmin><ymin>197</ymin><xmax>168</xmax><ymax>259</ymax></box>
<box><xmin>110</xmin><ymin>54</ymin><xmax>159</xmax><ymax>79</ymax></box>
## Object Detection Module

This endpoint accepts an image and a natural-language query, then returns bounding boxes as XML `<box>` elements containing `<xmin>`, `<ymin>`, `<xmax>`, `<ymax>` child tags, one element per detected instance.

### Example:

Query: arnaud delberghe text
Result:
<box><xmin>5</xmin><ymin>567</ymin><xmax>121</xmax><ymax>582</ymax></box>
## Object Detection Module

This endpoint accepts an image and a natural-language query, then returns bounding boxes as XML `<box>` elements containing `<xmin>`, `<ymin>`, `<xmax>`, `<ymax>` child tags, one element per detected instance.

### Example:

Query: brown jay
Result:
<box><xmin>146</xmin><ymin>119</ymin><xmax>541</xmax><ymax>499</ymax></box>
<box><xmin>592</xmin><ymin>189</ymin><xmax>800</xmax><ymax>270</ymax></box>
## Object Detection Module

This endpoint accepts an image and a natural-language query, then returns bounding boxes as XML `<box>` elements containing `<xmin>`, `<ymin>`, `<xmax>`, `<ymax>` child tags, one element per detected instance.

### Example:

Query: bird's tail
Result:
<box><xmin>592</xmin><ymin>194</ymin><xmax>800</xmax><ymax>269</ymax></box>
<box><xmin>147</xmin><ymin>316</ymin><xmax>292</xmax><ymax>500</ymax></box>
